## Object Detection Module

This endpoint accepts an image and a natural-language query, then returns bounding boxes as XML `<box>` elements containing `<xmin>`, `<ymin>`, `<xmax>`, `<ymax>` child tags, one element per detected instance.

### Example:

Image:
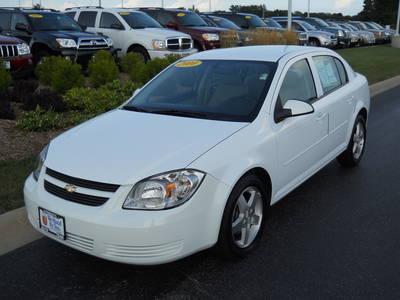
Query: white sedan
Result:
<box><xmin>24</xmin><ymin>46</ymin><xmax>370</xmax><ymax>265</ymax></box>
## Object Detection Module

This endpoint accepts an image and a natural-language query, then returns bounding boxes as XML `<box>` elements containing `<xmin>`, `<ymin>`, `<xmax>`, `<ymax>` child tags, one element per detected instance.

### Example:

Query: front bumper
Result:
<box><xmin>24</xmin><ymin>171</ymin><xmax>231</xmax><ymax>265</ymax></box>
<box><xmin>60</xmin><ymin>47</ymin><xmax>117</xmax><ymax>65</ymax></box>
<box><xmin>7</xmin><ymin>54</ymin><xmax>34</xmax><ymax>78</ymax></box>
<box><xmin>148</xmin><ymin>48</ymin><xmax>197</xmax><ymax>60</ymax></box>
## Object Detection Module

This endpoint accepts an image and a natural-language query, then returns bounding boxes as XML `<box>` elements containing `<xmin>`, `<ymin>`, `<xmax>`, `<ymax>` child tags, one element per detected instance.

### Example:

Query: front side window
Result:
<box><xmin>11</xmin><ymin>13</ymin><xmax>29</xmax><ymax>30</ymax></box>
<box><xmin>64</xmin><ymin>11</ymin><xmax>76</xmax><ymax>19</ymax></box>
<box><xmin>119</xmin><ymin>11</ymin><xmax>162</xmax><ymax>29</ymax></box>
<box><xmin>175</xmin><ymin>11</ymin><xmax>208</xmax><ymax>27</ymax></box>
<box><xmin>278</xmin><ymin>59</ymin><xmax>317</xmax><ymax>108</ymax></box>
<box><xmin>28</xmin><ymin>13</ymin><xmax>82</xmax><ymax>31</ymax></box>
<box><xmin>124</xmin><ymin>60</ymin><xmax>277</xmax><ymax>122</ymax></box>
<box><xmin>313</xmin><ymin>56</ymin><xmax>342</xmax><ymax>94</ymax></box>
<box><xmin>78</xmin><ymin>11</ymin><xmax>97</xmax><ymax>27</ymax></box>
<box><xmin>100</xmin><ymin>12</ymin><xmax>123</xmax><ymax>29</ymax></box>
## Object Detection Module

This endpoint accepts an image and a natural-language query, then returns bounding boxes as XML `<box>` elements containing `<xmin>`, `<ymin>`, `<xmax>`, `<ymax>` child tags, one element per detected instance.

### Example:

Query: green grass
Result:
<box><xmin>0</xmin><ymin>157</ymin><xmax>36</xmax><ymax>215</ymax></box>
<box><xmin>337</xmin><ymin>45</ymin><xmax>400</xmax><ymax>84</ymax></box>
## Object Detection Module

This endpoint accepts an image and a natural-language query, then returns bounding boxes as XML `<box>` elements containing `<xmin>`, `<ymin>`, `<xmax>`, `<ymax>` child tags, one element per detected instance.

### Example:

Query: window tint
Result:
<box><xmin>278</xmin><ymin>59</ymin><xmax>317</xmax><ymax>107</ymax></box>
<box><xmin>0</xmin><ymin>12</ymin><xmax>11</xmax><ymax>31</ymax></box>
<box><xmin>78</xmin><ymin>11</ymin><xmax>97</xmax><ymax>27</ymax></box>
<box><xmin>292</xmin><ymin>22</ymin><xmax>304</xmax><ymax>31</ymax></box>
<box><xmin>158</xmin><ymin>11</ymin><xmax>174</xmax><ymax>26</ymax></box>
<box><xmin>100</xmin><ymin>12</ymin><xmax>123</xmax><ymax>29</ymax></box>
<box><xmin>64</xmin><ymin>11</ymin><xmax>76</xmax><ymax>19</ymax></box>
<box><xmin>11</xmin><ymin>13</ymin><xmax>29</xmax><ymax>30</ymax></box>
<box><xmin>313</xmin><ymin>56</ymin><xmax>342</xmax><ymax>94</ymax></box>
<box><xmin>334</xmin><ymin>58</ymin><xmax>348</xmax><ymax>85</ymax></box>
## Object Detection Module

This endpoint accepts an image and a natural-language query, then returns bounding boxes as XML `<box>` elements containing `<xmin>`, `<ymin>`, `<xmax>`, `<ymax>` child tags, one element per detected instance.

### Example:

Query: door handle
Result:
<box><xmin>315</xmin><ymin>112</ymin><xmax>327</xmax><ymax>121</ymax></box>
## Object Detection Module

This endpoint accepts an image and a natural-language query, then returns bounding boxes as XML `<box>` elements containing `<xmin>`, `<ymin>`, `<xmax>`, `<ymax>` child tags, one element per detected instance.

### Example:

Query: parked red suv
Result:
<box><xmin>0</xmin><ymin>34</ymin><xmax>33</xmax><ymax>77</ymax></box>
<box><xmin>139</xmin><ymin>8</ymin><xmax>231</xmax><ymax>51</ymax></box>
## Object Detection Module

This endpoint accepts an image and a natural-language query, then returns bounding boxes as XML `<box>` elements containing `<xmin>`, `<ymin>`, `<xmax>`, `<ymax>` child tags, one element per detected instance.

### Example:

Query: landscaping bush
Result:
<box><xmin>11</xmin><ymin>79</ymin><xmax>39</xmax><ymax>103</ymax></box>
<box><xmin>64</xmin><ymin>80</ymin><xmax>140</xmax><ymax>115</ymax></box>
<box><xmin>220</xmin><ymin>30</ymin><xmax>241</xmax><ymax>48</ymax></box>
<box><xmin>121</xmin><ymin>52</ymin><xmax>143</xmax><ymax>74</ymax></box>
<box><xmin>22</xmin><ymin>88</ymin><xmax>67</xmax><ymax>112</ymax></box>
<box><xmin>88</xmin><ymin>50</ymin><xmax>119</xmax><ymax>88</ymax></box>
<box><xmin>0</xmin><ymin>62</ymin><xmax>12</xmax><ymax>93</ymax></box>
<box><xmin>17</xmin><ymin>107</ymin><xmax>61</xmax><ymax>131</ymax></box>
<box><xmin>36</xmin><ymin>56</ymin><xmax>84</xmax><ymax>94</ymax></box>
<box><xmin>241</xmin><ymin>29</ymin><xmax>298</xmax><ymax>46</ymax></box>
<box><xmin>0</xmin><ymin>63</ymin><xmax>14</xmax><ymax>119</ymax></box>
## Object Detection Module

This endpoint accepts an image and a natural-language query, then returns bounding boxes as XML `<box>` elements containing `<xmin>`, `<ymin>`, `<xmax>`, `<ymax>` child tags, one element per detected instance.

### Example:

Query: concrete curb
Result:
<box><xmin>0</xmin><ymin>207</ymin><xmax>42</xmax><ymax>255</ymax></box>
<box><xmin>1</xmin><ymin>75</ymin><xmax>400</xmax><ymax>256</ymax></box>
<box><xmin>369</xmin><ymin>75</ymin><xmax>400</xmax><ymax>98</ymax></box>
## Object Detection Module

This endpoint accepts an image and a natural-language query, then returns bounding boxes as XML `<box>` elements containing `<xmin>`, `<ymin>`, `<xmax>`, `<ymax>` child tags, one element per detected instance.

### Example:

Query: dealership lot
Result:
<box><xmin>1</xmin><ymin>86</ymin><xmax>399</xmax><ymax>298</ymax></box>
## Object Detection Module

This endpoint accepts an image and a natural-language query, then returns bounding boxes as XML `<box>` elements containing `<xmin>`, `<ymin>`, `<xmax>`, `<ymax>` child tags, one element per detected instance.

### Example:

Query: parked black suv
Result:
<box><xmin>0</xmin><ymin>8</ymin><xmax>115</xmax><ymax>65</ymax></box>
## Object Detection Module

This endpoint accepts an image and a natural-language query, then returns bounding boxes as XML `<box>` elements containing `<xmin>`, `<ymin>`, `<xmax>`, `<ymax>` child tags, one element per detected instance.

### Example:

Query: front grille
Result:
<box><xmin>78</xmin><ymin>38</ymin><xmax>108</xmax><ymax>50</ymax></box>
<box><xmin>166</xmin><ymin>37</ymin><xmax>192</xmax><ymax>51</ymax></box>
<box><xmin>46</xmin><ymin>168</ymin><xmax>119</xmax><ymax>192</ymax></box>
<box><xmin>0</xmin><ymin>44</ymin><xmax>18</xmax><ymax>58</ymax></box>
<box><xmin>44</xmin><ymin>180</ymin><xmax>109</xmax><ymax>206</ymax></box>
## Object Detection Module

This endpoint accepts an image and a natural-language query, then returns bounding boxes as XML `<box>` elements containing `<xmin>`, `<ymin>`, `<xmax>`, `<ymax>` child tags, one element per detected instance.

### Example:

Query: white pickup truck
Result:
<box><xmin>64</xmin><ymin>7</ymin><xmax>197</xmax><ymax>61</ymax></box>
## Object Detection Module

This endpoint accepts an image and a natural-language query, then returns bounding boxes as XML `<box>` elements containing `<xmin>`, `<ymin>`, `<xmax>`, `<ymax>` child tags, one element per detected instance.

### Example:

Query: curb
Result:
<box><xmin>0</xmin><ymin>207</ymin><xmax>42</xmax><ymax>255</ymax></box>
<box><xmin>1</xmin><ymin>75</ymin><xmax>400</xmax><ymax>256</ymax></box>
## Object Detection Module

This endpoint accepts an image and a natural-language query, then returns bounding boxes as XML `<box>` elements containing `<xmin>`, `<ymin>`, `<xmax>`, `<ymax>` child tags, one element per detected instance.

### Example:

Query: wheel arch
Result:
<box><xmin>127</xmin><ymin>44</ymin><xmax>150</xmax><ymax>58</ymax></box>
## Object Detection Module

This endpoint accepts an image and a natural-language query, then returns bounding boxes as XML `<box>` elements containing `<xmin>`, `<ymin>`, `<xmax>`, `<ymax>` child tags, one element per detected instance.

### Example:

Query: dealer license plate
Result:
<box><xmin>38</xmin><ymin>208</ymin><xmax>66</xmax><ymax>240</ymax></box>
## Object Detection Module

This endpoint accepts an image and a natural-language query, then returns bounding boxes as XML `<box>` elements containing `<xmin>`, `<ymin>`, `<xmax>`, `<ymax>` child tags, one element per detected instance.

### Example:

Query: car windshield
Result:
<box><xmin>244</xmin><ymin>15</ymin><xmax>267</xmax><ymax>28</ymax></box>
<box><xmin>314</xmin><ymin>18</ymin><xmax>330</xmax><ymax>27</ymax></box>
<box><xmin>301</xmin><ymin>21</ymin><xmax>316</xmax><ymax>31</ymax></box>
<box><xmin>176</xmin><ymin>11</ymin><xmax>208</xmax><ymax>27</ymax></box>
<box><xmin>356</xmin><ymin>22</ymin><xmax>368</xmax><ymax>30</ymax></box>
<box><xmin>211</xmin><ymin>16</ymin><xmax>241</xmax><ymax>30</ymax></box>
<box><xmin>372</xmin><ymin>22</ymin><xmax>384</xmax><ymax>29</ymax></box>
<box><xmin>123</xmin><ymin>60</ymin><xmax>277</xmax><ymax>122</ymax></box>
<box><xmin>27</xmin><ymin>12</ymin><xmax>82</xmax><ymax>31</ymax></box>
<box><xmin>346</xmin><ymin>24</ymin><xmax>358</xmax><ymax>31</ymax></box>
<box><xmin>264</xmin><ymin>19</ymin><xmax>282</xmax><ymax>28</ymax></box>
<box><xmin>366</xmin><ymin>22</ymin><xmax>380</xmax><ymax>30</ymax></box>
<box><xmin>120</xmin><ymin>11</ymin><xmax>162</xmax><ymax>29</ymax></box>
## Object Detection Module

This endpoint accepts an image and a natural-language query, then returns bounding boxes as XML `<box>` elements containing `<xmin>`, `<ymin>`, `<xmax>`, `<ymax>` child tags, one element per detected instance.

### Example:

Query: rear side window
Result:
<box><xmin>78</xmin><ymin>11</ymin><xmax>97</xmax><ymax>27</ymax></box>
<box><xmin>100</xmin><ymin>12</ymin><xmax>123</xmax><ymax>29</ymax></box>
<box><xmin>313</xmin><ymin>56</ymin><xmax>342</xmax><ymax>94</ymax></box>
<box><xmin>334</xmin><ymin>58</ymin><xmax>348</xmax><ymax>85</ymax></box>
<box><xmin>278</xmin><ymin>59</ymin><xmax>317</xmax><ymax>107</ymax></box>
<box><xmin>64</xmin><ymin>11</ymin><xmax>76</xmax><ymax>19</ymax></box>
<box><xmin>0</xmin><ymin>12</ymin><xmax>11</xmax><ymax>31</ymax></box>
<box><xmin>11</xmin><ymin>13</ymin><xmax>29</xmax><ymax>30</ymax></box>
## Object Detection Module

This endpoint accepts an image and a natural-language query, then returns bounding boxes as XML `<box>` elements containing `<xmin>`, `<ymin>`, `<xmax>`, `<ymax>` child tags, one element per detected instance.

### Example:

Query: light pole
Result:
<box><xmin>161</xmin><ymin>0</ymin><xmax>164</xmax><ymax>8</ymax></box>
<box><xmin>396</xmin><ymin>0</ymin><xmax>400</xmax><ymax>35</ymax></box>
<box><xmin>209</xmin><ymin>0</ymin><xmax>212</xmax><ymax>12</ymax></box>
<box><xmin>287</xmin><ymin>0</ymin><xmax>292</xmax><ymax>31</ymax></box>
<box><xmin>307</xmin><ymin>0</ymin><xmax>311</xmax><ymax>18</ymax></box>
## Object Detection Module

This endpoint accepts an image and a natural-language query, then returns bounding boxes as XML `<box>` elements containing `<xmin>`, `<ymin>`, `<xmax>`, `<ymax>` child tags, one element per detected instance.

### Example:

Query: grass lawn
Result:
<box><xmin>0</xmin><ymin>157</ymin><xmax>35</xmax><ymax>214</ymax></box>
<box><xmin>337</xmin><ymin>45</ymin><xmax>400</xmax><ymax>84</ymax></box>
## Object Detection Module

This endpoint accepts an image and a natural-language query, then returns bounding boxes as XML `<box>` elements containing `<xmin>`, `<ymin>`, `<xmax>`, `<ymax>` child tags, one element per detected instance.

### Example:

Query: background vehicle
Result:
<box><xmin>337</xmin><ymin>22</ymin><xmax>375</xmax><ymax>46</ymax></box>
<box><xmin>276</xmin><ymin>19</ymin><xmax>337</xmax><ymax>48</ymax></box>
<box><xmin>364</xmin><ymin>21</ymin><xmax>392</xmax><ymax>43</ymax></box>
<box><xmin>65</xmin><ymin>7</ymin><xmax>196</xmax><ymax>61</ymax></box>
<box><xmin>327</xmin><ymin>21</ymin><xmax>361</xmax><ymax>47</ymax></box>
<box><xmin>349</xmin><ymin>21</ymin><xmax>386</xmax><ymax>44</ymax></box>
<box><xmin>210</xmin><ymin>12</ymin><xmax>283</xmax><ymax>31</ymax></box>
<box><xmin>0</xmin><ymin>33</ymin><xmax>33</xmax><ymax>77</ymax></box>
<box><xmin>139</xmin><ymin>8</ymin><xmax>229</xmax><ymax>51</ymax></box>
<box><xmin>0</xmin><ymin>8</ymin><xmax>114</xmax><ymax>65</ymax></box>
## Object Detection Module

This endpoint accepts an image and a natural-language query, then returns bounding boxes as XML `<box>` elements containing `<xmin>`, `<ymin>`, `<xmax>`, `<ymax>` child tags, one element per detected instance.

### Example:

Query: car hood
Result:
<box><xmin>42</xmin><ymin>30</ymin><xmax>100</xmax><ymax>40</ymax></box>
<box><xmin>46</xmin><ymin>109</ymin><xmax>247</xmax><ymax>185</ymax></box>
<box><xmin>0</xmin><ymin>34</ymin><xmax>21</xmax><ymax>44</ymax></box>
<box><xmin>134</xmin><ymin>27</ymin><xmax>191</xmax><ymax>39</ymax></box>
<box><xmin>187</xmin><ymin>26</ymin><xmax>228</xmax><ymax>33</ymax></box>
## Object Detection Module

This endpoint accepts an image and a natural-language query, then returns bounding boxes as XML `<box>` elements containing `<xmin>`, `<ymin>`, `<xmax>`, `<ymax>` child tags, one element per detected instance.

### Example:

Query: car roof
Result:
<box><xmin>182</xmin><ymin>45</ymin><xmax>331</xmax><ymax>63</ymax></box>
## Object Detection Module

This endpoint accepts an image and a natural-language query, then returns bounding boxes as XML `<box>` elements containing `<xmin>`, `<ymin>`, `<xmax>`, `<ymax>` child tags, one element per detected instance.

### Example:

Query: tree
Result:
<box><xmin>357</xmin><ymin>0</ymin><xmax>398</xmax><ymax>25</ymax></box>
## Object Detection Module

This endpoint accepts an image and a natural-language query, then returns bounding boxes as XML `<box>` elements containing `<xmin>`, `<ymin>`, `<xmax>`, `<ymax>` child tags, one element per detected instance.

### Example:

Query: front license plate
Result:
<box><xmin>38</xmin><ymin>208</ymin><xmax>66</xmax><ymax>240</ymax></box>
<box><xmin>3</xmin><ymin>61</ymin><xmax>10</xmax><ymax>70</ymax></box>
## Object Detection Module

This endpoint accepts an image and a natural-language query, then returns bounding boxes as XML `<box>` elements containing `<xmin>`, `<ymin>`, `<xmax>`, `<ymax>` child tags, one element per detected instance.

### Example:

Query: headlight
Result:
<box><xmin>17</xmin><ymin>43</ymin><xmax>30</xmax><ymax>55</ymax></box>
<box><xmin>202</xmin><ymin>33</ymin><xmax>220</xmax><ymax>41</ymax></box>
<box><xmin>56</xmin><ymin>38</ymin><xmax>77</xmax><ymax>48</ymax></box>
<box><xmin>105</xmin><ymin>37</ymin><xmax>113</xmax><ymax>47</ymax></box>
<box><xmin>123</xmin><ymin>170</ymin><xmax>205</xmax><ymax>210</ymax></box>
<box><xmin>152</xmin><ymin>39</ymin><xmax>166</xmax><ymax>50</ymax></box>
<box><xmin>33</xmin><ymin>145</ymin><xmax>49</xmax><ymax>181</ymax></box>
<box><xmin>338</xmin><ymin>30</ymin><xmax>344</xmax><ymax>37</ymax></box>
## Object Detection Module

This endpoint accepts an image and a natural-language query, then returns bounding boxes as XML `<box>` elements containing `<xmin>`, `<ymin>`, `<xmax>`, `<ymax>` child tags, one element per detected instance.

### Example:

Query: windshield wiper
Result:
<box><xmin>149</xmin><ymin>109</ymin><xmax>208</xmax><ymax>118</ymax></box>
<box><xmin>122</xmin><ymin>105</ymin><xmax>151</xmax><ymax>113</ymax></box>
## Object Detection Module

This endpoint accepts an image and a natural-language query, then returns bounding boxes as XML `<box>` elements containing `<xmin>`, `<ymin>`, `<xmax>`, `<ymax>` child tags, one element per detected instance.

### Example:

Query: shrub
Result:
<box><xmin>120</xmin><ymin>52</ymin><xmax>143</xmax><ymax>74</ymax></box>
<box><xmin>135</xmin><ymin>55</ymin><xmax>179</xmax><ymax>84</ymax></box>
<box><xmin>88</xmin><ymin>50</ymin><xmax>119</xmax><ymax>88</ymax></box>
<box><xmin>64</xmin><ymin>80</ymin><xmax>140</xmax><ymax>115</ymax></box>
<box><xmin>11</xmin><ymin>80</ymin><xmax>39</xmax><ymax>103</ymax></box>
<box><xmin>22</xmin><ymin>88</ymin><xmax>67</xmax><ymax>112</ymax></box>
<box><xmin>36</xmin><ymin>56</ymin><xmax>84</xmax><ymax>94</ymax></box>
<box><xmin>220</xmin><ymin>30</ymin><xmax>240</xmax><ymax>48</ymax></box>
<box><xmin>16</xmin><ymin>107</ymin><xmax>61</xmax><ymax>131</ymax></box>
<box><xmin>0</xmin><ymin>91</ymin><xmax>15</xmax><ymax>120</ymax></box>
<box><xmin>0</xmin><ymin>63</ymin><xmax>12</xmax><ymax>93</ymax></box>
<box><xmin>242</xmin><ymin>29</ymin><xmax>298</xmax><ymax>46</ymax></box>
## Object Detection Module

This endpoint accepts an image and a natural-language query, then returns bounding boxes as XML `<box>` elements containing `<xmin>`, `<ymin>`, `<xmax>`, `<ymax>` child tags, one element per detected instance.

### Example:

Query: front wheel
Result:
<box><xmin>337</xmin><ymin>115</ymin><xmax>367</xmax><ymax>167</ymax></box>
<box><xmin>216</xmin><ymin>174</ymin><xmax>269</xmax><ymax>259</ymax></box>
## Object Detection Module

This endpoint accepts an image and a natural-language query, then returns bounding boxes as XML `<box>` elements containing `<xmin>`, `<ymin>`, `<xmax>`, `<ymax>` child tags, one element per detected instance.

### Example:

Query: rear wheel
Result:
<box><xmin>337</xmin><ymin>115</ymin><xmax>367</xmax><ymax>167</ymax></box>
<box><xmin>216</xmin><ymin>174</ymin><xmax>269</xmax><ymax>259</ymax></box>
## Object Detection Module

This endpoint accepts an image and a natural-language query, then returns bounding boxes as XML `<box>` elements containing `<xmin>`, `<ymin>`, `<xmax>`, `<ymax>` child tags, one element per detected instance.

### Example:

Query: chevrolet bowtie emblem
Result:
<box><xmin>64</xmin><ymin>184</ymin><xmax>77</xmax><ymax>193</ymax></box>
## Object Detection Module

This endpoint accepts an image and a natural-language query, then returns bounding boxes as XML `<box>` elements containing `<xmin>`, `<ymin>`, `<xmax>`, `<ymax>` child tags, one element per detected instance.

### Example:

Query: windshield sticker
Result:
<box><xmin>245</xmin><ymin>15</ymin><xmax>252</xmax><ymax>19</ymax></box>
<box><xmin>175</xmin><ymin>60</ymin><xmax>202</xmax><ymax>68</ymax></box>
<box><xmin>118</xmin><ymin>12</ymin><xmax>130</xmax><ymax>16</ymax></box>
<box><xmin>259</xmin><ymin>73</ymin><xmax>268</xmax><ymax>80</ymax></box>
<box><xmin>28</xmin><ymin>14</ymin><xmax>43</xmax><ymax>19</ymax></box>
<box><xmin>177</xmin><ymin>13</ymin><xmax>186</xmax><ymax>17</ymax></box>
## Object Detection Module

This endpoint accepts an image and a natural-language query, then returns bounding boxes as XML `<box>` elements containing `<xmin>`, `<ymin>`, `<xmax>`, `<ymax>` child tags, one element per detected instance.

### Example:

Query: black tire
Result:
<box><xmin>34</xmin><ymin>49</ymin><xmax>50</xmax><ymax>65</ymax></box>
<box><xmin>308</xmin><ymin>38</ymin><xmax>320</xmax><ymax>47</ymax></box>
<box><xmin>194</xmin><ymin>41</ymin><xmax>203</xmax><ymax>52</ymax></box>
<box><xmin>129</xmin><ymin>46</ymin><xmax>149</xmax><ymax>62</ymax></box>
<box><xmin>216</xmin><ymin>174</ymin><xmax>269</xmax><ymax>259</ymax></box>
<box><xmin>337</xmin><ymin>114</ymin><xmax>367</xmax><ymax>167</ymax></box>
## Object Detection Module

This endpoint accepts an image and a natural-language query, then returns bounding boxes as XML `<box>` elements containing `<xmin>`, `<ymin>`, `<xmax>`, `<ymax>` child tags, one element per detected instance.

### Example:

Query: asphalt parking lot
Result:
<box><xmin>1</xmin><ymin>86</ymin><xmax>400</xmax><ymax>299</ymax></box>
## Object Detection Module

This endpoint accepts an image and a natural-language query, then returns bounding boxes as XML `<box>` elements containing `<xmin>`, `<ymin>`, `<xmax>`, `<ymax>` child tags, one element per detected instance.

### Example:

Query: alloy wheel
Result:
<box><xmin>353</xmin><ymin>121</ymin><xmax>365</xmax><ymax>160</ymax></box>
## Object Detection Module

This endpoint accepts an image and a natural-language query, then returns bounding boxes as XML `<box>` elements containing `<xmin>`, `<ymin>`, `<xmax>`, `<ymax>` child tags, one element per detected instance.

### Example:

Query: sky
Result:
<box><xmin>2</xmin><ymin>0</ymin><xmax>365</xmax><ymax>16</ymax></box>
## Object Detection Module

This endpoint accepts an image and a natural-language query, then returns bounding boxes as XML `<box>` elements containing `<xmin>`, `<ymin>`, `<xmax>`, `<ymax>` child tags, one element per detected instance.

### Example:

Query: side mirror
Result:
<box><xmin>111</xmin><ymin>23</ymin><xmax>124</xmax><ymax>30</ymax></box>
<box><xmin>166</xmin><ymin>21</ymin><xmax>178</xmax><ymax>30</ymax></box>
<box><xmin>15</xmin><ymin>23</ymin><xmax>31</xmax><ymax>33</ymax></box>
<box><xmin>275</xmin><ymin>100</ymin><xmax>314</xmax><ymax>123</ymax></box>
